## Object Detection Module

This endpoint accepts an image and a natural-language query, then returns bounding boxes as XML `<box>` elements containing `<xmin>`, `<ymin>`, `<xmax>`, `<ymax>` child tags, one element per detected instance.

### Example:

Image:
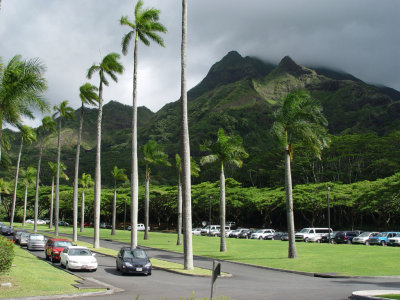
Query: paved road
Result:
<box><xmin>19</xmin><ymin>233</ymin><xmax>400</xmax><ymax>300</ymax></box>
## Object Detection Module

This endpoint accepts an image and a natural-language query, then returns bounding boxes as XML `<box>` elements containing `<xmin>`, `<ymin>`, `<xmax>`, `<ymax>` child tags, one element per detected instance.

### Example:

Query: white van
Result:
<box><xmin>295</xmin><ymin>228</ymin><xmax>332</xmax><ymax>242</ymax></box>
<box><xmin>201</xmin><ymin>225</ymin><xmax>220</xmax><ymax>236</ymax></box>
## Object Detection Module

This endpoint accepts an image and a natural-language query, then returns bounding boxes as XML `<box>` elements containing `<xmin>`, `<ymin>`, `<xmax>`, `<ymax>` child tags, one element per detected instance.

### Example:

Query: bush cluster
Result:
<box><xmin>0</xmin><ymin>236</ymin><xmax>15</xmax><ymax>274</ymax></box>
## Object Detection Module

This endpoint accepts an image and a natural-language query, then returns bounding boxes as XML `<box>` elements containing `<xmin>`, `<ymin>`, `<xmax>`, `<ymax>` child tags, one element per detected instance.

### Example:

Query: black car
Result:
<box><xmin>320</xmin><ymin>231</ymin><xmax>339</xmax><ymax>243</ymax></box>
<box><xmin>116</xmin><ymin>247</ymin><xmax>152</xmax><ymax>275</ymax></box>
<box><xmin>238</xmin><ymin>229</ymin><xmax>253</xmax><ymax>239</ymax></box>
<box><xmin>280</xmin><ymin>233</ymin><xmax>289</xmax><ymax>241</ymax></box>
<box><xmin>333</xmin><ymin>231</ymin><xmax>360</xmax><ymax>244</ymax></box>
<box><xmin>265</xmin><ymin>232</ymin><xmax>286</xmax><ymax>240</ymax></box>
<box><xmin>58</xmin><ymin>220</ymin><xmax>69</xmax><ymax>226</ymax></box>
<box><xmin>1</xmin><ymin>225</ymin><xmax>14</xmax><ymax>236</ymax></box>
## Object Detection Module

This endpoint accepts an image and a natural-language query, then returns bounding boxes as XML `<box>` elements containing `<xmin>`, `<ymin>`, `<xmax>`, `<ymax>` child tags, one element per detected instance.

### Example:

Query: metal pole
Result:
<box><xmin>209</xmin><ymin>196</ymin><xmax>212</xmax><ymax>236</ymax></box>
<box><xmin>327</xmin><ymin>187</ymin><xmax>331</xmax><ymax>243</ymax></box>
<box><xmin>210</xmin><ymin>260</ymin><xmax>215</xmax><ymax>300</ymax></box>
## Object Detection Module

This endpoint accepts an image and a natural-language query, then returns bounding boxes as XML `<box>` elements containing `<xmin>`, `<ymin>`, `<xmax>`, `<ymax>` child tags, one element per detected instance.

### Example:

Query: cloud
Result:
<box><xmin>1</xmin><ymin>0</ymin><xmax>399</xmax><ymax>128</ymax></box>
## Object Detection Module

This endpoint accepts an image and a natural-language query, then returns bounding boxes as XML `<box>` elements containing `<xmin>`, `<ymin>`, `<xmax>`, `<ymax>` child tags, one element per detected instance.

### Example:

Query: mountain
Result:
<box><xmin>3</xmin><ymin>51</ymin><xmax>400</xmax><ymax>188</ymax></box>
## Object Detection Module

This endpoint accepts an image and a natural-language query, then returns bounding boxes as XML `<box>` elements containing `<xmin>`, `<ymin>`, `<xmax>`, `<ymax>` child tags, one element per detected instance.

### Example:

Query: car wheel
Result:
<box><xmin>381</xmin><ymin>241</ymin><xmax>386</xmax><ymax>246</ymax></box>
<box><xmin>91</xmin><ymin>269</ymin><xmax>97</xmax><ymax>272</ymax></box>
<box><xmin>258</xmin><ymin>237</ymin><xmax>263</xmax><ymax>240</ymax></box>
<box><xmin>304</xmin><ymin>238</ymin><xmax>310</xmax><ymax>243</ymax></box>
<box><xmin>116</xmin><ymin>264</ymin><xmax>119</xmax><ymax>271</ymax></box>
<box><xmin>365</xmin><ymin>241</ymin><xmax>370</xmax><ymax>246</ymax></box>
<box><xmin>271</xmin><ymin>237</ymin><xmax>275</xmax><ymax>241</ymax></box>
<box><xmin>347</xmin><ymin>240</ymin><xmax>352</xmax><ymax>244</ymax></box>
<box><xmin>50</xmin><ymin>255</ymin><xmax>55</xmax><ymax>263</ymax></box>
<box><xmin>61</xmin><ymin>261</ymin><xmax>65</xmax><ymax>268</ymax></box>
<box><xmin>316</xmin><ymin>239</ymin><xmax>321</xmax><ymax>243</ymax></box>
<box><xmin>66</xmin><ymin>262</ymin><xmax>70</xmax><ymax>270</ymax></box>
<box><xmin>45</xmin><ymin>253</ymin><xmax>49</xmax><ymax>261</ymax></box>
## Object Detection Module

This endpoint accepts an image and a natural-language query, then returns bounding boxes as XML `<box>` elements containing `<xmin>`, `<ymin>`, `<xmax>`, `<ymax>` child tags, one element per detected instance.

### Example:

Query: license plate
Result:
<box><xmin>136</xmin><ymin>268</ymin><xmax>142</xmax><ymax>271</ymax></box>
<box><xmin>82</xmin><ymin>265</ymin><xmax>89</xmax><ymax>269</ymax></box>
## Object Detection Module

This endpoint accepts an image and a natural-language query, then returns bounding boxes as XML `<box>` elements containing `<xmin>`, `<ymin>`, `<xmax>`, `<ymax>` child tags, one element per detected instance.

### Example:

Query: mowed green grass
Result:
<box><xmin>0</xmin><ymin>245</ymin><xmax>103</xmax><ymax>298</ymax></box>
<box><xmin>14</xmin><ymin>223</ymin><xmax>400</xmax><ymax>276</ymax></box>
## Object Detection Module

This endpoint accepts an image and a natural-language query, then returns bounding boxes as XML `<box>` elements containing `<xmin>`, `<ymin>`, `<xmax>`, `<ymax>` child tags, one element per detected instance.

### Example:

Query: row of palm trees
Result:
<box><xmin>2</xmin><ymin>0</ymin><xmax>330</xmax><ymax>265</ymax></box>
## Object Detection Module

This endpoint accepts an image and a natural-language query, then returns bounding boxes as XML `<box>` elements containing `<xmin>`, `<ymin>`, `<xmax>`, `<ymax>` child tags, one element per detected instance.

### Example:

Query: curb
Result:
<box><xmin>350</xmin><ymin>290</ymin><xmax>400</xmax><ymax>299</ymax></box>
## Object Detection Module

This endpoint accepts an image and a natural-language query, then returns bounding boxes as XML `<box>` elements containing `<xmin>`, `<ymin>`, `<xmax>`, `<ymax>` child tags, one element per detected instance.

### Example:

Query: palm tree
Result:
<box><xmin>140</xmin><ymin>140</ymin><xmax>171</xmax><ymax>240</ymax></box>
<box><xmin>272</xmin><ymin>90</ymin><xmax>330</xmax><ymax>258</ymax></box>
<box><xmin>111</xmin><ymin>166</ymin><xmax>128</xmax><ymax>235</ymax></box>
<box><xmin>53</xmin><ymin>100</ymin><xmax>74</xmax><ymax>236</ymax></box>
<box><xmin>33</xmin><ymin>116</ymin><xmax>56</xmax><ymax>233</ymax></box>
<box><xmin>20</xmin><ymin>166</ymin><xmax>36</xmax><ymax>226</ymax></box>
<box><xmin>0</xmin><ymin>55</ymin><xmax>48</xmax><ymax>162</ymax></box>
<box><xmin>179</xmin><ymin>0</ymin><xmax>194</xmax><ymax>269</ymax></box>
<box><xmin>120</xmin><ymin>0</ymin><xmax>167</xmax><ymax>249</ymax></box>
<box><xmin>175</xmin><ymin>154</ymin><xmax>200</xmax><ymax>245</ymax></box>
<box><xmin>72</xmin><ymin>83</ymin><xmax>98</xmax><ymax>242</ymax></box>
<box><xmin>87</xmin><ymin>53</ymin><xmax>124</xmax><ymax>248</ymax></box>
<box><xmin>79</xmin><ymin>173</ymin><xmax>93</xmax><ymax>233</ymax></box>
<box><xmin>48</xmin><ymin>161</ymin><xmax>69</xmax><ymax>229</ymax></box>
<box><xmin>10</xmin><ymin>125</ymin><xmax>36</xmax><ymax>227</ymax></box>
<box><xmin>201</xmin><ymin>128</ymin><xmax>248</xmax><ymax>252</ymax></box>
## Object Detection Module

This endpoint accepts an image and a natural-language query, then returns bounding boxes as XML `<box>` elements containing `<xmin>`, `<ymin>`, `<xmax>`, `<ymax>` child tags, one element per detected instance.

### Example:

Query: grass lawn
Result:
<box><xmin>378</xmin><ymin>296</ymin><xmax>400</xmax><ymax>300</ymax></box>
<box><xmin>0</xmin><ymin>245</ymin><xmax>103</xmax><ymax>298</ymax></box>
<box><xmin>13</xmin><ymin>223</ymin><xmax>400</xmax><ymax>276</ymax></box>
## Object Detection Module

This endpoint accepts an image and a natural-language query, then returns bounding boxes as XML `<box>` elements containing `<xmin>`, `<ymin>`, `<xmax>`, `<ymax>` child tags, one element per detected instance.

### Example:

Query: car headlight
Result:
<box><xmin>124</xmin><ymin>262</ymin><xmax>133</xmax><ymax>267</ymax></box>
<box><xmin>145</xmin><ymin>262</ymin><xmax>151</xmax><ymax>268</ymax></box>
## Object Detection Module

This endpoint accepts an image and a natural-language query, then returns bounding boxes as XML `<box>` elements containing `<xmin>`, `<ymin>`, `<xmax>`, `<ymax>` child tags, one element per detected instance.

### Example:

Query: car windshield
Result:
<box><xmin>232</xmin><ymin>230</ymin><xmax>240</xmax><ymax>233</ymax></box>
<box><xmin>255</xmin><ymin>230</ymin><xmax>264</xmax><ymax>233</ymax></box>
<box><xmin>69</xmin><ymin>249</ymin><xmax>92</xmax><ymax>256</ymax></box>
<box><xmin>124</xmin><ymin>249</ymin><xmax>148</xmax><ymax>259</ymax></box>
<box><xmin>299</xmin><ymin>229</ymin><xmax>309</xmax><ymax>233</ymax></box>
<box><xmin>376</xmin><ymin>233</ymin><xmax>387</xmax><ymax>237</ymax></box>
<box><xmin>29</xmin><ymin>235</ymin><xmax>44</xmax><ymax>240</ymax></box>
<box><xmin>21</xmin><ymin>233</ymin><xmax>30</xmax><ymax>238</ymax></box>
<box><xmin>54</xmin><ymin>241</ymin><xmax>72</xmax><ymax>247</ymax></box>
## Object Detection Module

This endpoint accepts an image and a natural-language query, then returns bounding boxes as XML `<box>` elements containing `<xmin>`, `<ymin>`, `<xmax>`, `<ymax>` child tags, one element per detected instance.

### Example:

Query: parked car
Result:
<box><xmin>60</xmin><ymin>246</ymin><xmax>97</xmax><ymax>271</ymax></box>
<box><xmin>116</xmin><ymin>247</ymin><xmax>152</xmax><ymax>275</ymax></box>
<box><xmin>192</xmin><ymin>228</ymin><xmax>202</xmax><ymax>235</ymax></box>
<box><xmin>387</xmin><ymin>233</ymin><xmax>400</xmax><ymax>246</ymax></box>
<box><xmin>214</xmin><ymin>226</ymin><xmax>232</xmax><ymax>237</ymax></box>
<box><xmin>13</xmin><ymin>231</ymin><xmax>23</xmax><ymax>244</ymax></box>
<box><xmin>280</xmin><ymin>232</ymin><xmax>289</xmax><ymax>241</ymax></box>
<box><xmin>1</xmin><ymin>225</ymin><xmax>14</xmax><ymax>236</ymax></box>
<box><xmin>295</xmin><ymin>228</ymin><xmax>333</xmax><ymax>242</ymax></box>
<box><xmin>58</xmin><ymin>220</ymin><xmax>69</xmax><ymax>226</ymax></box>
<box><xmin>127</xmin><ymin>223</ymin><xmax>148</xmax><ymax>231</ymax></box>
<box><xmin>237</xmin><ymin>229</ymin><xmax>253</xmax><ymax>239</ymax></box>
<box><xmin>201</xmin><ymin>225</ymin><xmax>220</xmax><ymax>236</ymax></box>
<box><xmin>19</xmin><ymin>232</ymin><xmax>30</xmax><ymax>246</ymax></box>
<box><xmin>43</xmin><ymin>219</ymin><xmax>50</xmax><ymax>224</ymax></box>
<box><xmin>27</xmin><ymin>233</ymin><xmax>46</xmax><ymax>251</ymax></box>
<box><xmin>352</xmin><ymin>232</ymin><xmax>379</xmax><ymax>245</ymax></box>
<box><xmin>100</xmin><ymin>222</ymin><xmax>111</xmax><ymax>229</ymax></box>
<box><xmin>250</xmin><ymin>229</ymin><xmax>275</xmax><ymax>240</ymax></box>
<box><xmin>36</xmin><ymin>219</ymin><xmax>46</xmax><ymax>225</ymax></box>
<box><xmin>229</xmin><ymin>228</ymin><xmax>249</xmax><ymax>238</ymax></box>
<box><xmin>25</xmin><ymin>219</ymin><xmax>34</xmax><ymax>224</ymax></box>
<box><xmin>332</xmin><ymin>231</ymin><xmax>360</xmax><ymax>244</ymax></box>
<box><xmin>320</xmin><ymin>231</ymin><xmax>339</xmax><ymax>243</ymax></box>
<box><xmin>265</xmin><ymin>232</ymin><xmax>287</xmax><ymax>240</ymax></box>
<box><xmin>366</xmin><ymin>232</ymin><xmax>400</xmax><ymax>246</ymax></box>
<box><xmin>45</xmin><ymin>238</ymin><xmax>73</xmax><ymax>262</ymax></box>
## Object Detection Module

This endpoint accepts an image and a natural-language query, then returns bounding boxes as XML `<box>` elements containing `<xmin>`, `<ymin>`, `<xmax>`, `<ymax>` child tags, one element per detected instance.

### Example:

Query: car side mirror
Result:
<box><xmin>92</xmin><ymin>253</ymin><xmax>96</xmax><ymax>256</ymax></box>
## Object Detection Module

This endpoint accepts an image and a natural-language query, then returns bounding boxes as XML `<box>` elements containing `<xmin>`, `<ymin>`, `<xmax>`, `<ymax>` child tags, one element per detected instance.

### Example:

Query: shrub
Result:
<box><xmin>0</xmin><ymin>236</ymin><xmax>15</xmax><ymax>274</ymax></box>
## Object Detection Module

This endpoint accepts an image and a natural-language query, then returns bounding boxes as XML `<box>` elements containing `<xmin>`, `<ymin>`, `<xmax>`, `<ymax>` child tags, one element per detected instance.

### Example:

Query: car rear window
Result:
<box><xmin>54</xmin><ymin>241</ymin><xmax>72</xmax><ymax>247</ymax></box>
<box><xmin>69</xmin><ymin>249</ymin><xmax>92</xmax><ymax>256</ymax></box>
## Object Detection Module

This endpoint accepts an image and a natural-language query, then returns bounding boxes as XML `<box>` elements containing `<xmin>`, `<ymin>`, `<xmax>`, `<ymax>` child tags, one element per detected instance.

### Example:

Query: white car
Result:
<box><xmin>251</xmin><ymin>229</ymin><xmax>276</xmax><ymax>240</ymax></box>
<box><xmin>192</xmin><ymin>228</ymin><xmax>202</xmax><ymax>235</ymax></box>
<box><xmin>37</xmin><ymin>219</ymin><xmax>46</xmax><ymax>225</ymax></box>
<box><xmin>295</xmin><ymin>228</ymin><xmax>333</xmax><ymax>242</ymax></box>
<box><xmin>387</xmin><ymin>234</ymin><xmax>400</xmax><ymax>246</ymax></box>
<box><xmin>60</xmin><ymin>246</ymin><xmax>97</xmax><ymax>271</ymax></box>
<box><xmin>25</xmin><ymin>219</ymin><xmax>34</xmax><ymax>224</ymax></box>
<box><xmin>127</xmin><ymin>223</ymin><xmax>149</xmax><ymax>231</ymax></box>
<box><xmin>352</xmin><ymin>232</ymin><xmax>379</xmax><ymax>245</ymax></box>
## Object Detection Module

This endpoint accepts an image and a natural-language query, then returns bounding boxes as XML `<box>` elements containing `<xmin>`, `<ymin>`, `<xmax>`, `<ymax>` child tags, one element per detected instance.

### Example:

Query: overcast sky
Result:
<box><xmin>1</xmin><ymin>0</ymin><xmax>399</xmax><ymax>128</ymax></box>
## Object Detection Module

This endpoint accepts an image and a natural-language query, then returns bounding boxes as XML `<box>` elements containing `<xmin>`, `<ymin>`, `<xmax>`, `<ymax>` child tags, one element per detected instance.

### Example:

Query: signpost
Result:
<box><xmin>210</xmin><ymin>260</ymin><xmax>221</xmax><ymax>300</ymax></box>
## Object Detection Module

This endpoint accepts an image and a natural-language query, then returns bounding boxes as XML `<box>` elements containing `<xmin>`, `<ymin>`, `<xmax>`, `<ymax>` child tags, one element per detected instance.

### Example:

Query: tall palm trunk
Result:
<box><xmin>94</xmin><ymin>80</ymin><xmax>104</xmax><ymax>248</ymax></box>
<box><xmin>111</xmin><ymin>183</ymin><xmax>117</xmax><ymax>235</ymax></box>
<box><xmin>176</xmin><ymin>176</ymin><xmax>182</xmax><ymax>245</ymax></box>
<box><xmin>55</xmin><ymin>119</ymin><xmax>61</xmax><ymax>236</ymax></box>
<box><xmin>49</xmin><ymin>177</ymin><xmax>54</xmax><ymax>229</ymax></box>
<box><xmin>130</xmin><ymin>35</ymin><xmax>139</xmax><ymax>249</ymax></box>
<box><xmin>33</xmin><ymin>138</ymin><xmax>44</xmax><ymax>233</ymax></box>
<box><xmin>80</xmin><ymin>190</ymin><xmax>85</xmax><ymax>232</ymax></box>
<box><xmin>285</xmin><ymin>146</ymin><xmax>297</xmax><ymax>258</ymax></box>
<box><xmin>144</xmin><ymin>169</ymin><xmax>150</xmax><ymax>240</ymax></box>
<box><xmin>10</xmin><ymin>139</ymin><xmax>23</xmax><ymax>227</ymax></box>
<box><xmin>22</xmin><ymin>185</ymin><xmax>28</xmax><ymax>226</ymax></box>
<box><xmin>220</xmin><ymin>163</ymin><xmax>227</xmax><ymax>252</ymax></box>
<box><xmin>181</xmin><ymin>0</ymin><xmax>194</xmax><ymax>270</ymax></box>
<box><xmin>72</xmin><ymin>104</ymin><xmax>84</xmax><ymax>241</ymax></box>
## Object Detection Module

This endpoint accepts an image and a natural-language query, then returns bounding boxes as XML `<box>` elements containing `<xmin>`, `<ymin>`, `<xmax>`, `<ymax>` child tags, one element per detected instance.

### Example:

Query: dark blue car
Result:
<box><xmin>366</xmin><ymin>232</ymin><xmax>399</xmax><ymax>246</ymax></box>
<box><xmin>116</xmin><ymin>247</ymin><xmax>152</xmax><ymax>275</ymax></box>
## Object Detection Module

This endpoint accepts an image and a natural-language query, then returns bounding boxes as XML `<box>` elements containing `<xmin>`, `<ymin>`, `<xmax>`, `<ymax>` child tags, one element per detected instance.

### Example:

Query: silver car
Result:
<box><xmin>27</xmin><ymin>234</ymin><xmax>46</xmax><ymax>251</ymax></box>
<box><xmin>19</xmin><ymin>232</ymin><xmax>30</xmax><ymax>246</ymax></box>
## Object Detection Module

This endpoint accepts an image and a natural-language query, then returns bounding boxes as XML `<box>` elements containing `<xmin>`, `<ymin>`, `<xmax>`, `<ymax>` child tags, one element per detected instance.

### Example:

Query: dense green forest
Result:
<box><xmin>1</xmin><ymin>51</ymin><xmax>399</xmax><ymax>229</ymax></box>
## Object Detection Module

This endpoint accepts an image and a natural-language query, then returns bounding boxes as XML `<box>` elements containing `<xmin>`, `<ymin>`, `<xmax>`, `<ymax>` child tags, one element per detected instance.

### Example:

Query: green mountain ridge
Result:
<box><xmin>3</xmin><ymin>50</ymin><xmax>400</xmax><ymax>188</ymax></box>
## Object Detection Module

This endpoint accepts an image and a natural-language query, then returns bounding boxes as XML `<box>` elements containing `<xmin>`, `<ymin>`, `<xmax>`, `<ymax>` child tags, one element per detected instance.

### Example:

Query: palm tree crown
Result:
<box><xmin>87</xmin><ymin>53</ymin><xmax>124</xmax><ymax>86</ymax></box>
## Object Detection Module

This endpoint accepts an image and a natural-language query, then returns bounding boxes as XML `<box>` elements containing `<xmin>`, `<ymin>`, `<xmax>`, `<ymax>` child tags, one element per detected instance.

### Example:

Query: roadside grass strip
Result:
<box><xmin>14</xmin><ymin>223</ymin><xmax>400</xmax><ymax>276</ymax></box>
<box><xmin>0</xmin><ymin>246</ymin><xmax>103</xmax><ymax>298</ymax></box>
<box><xmin>377</xmin><ymin>295</ymin><xmax>400</xmax><ymax>299</ymax></box>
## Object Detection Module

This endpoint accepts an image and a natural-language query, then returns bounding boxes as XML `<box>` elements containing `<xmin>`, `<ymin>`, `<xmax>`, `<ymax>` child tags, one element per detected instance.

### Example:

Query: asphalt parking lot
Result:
<box><xmin>14</xmin><ymin>234</ymin><xmax>400</xmax><ymax>300</ymax></box>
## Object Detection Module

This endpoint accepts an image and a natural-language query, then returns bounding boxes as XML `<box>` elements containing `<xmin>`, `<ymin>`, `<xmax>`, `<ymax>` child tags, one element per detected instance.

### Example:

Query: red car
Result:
<box><xmin>45</xmin><ymin>238</ymin><xmax>73</xmax><ymax>262</ymax></box>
